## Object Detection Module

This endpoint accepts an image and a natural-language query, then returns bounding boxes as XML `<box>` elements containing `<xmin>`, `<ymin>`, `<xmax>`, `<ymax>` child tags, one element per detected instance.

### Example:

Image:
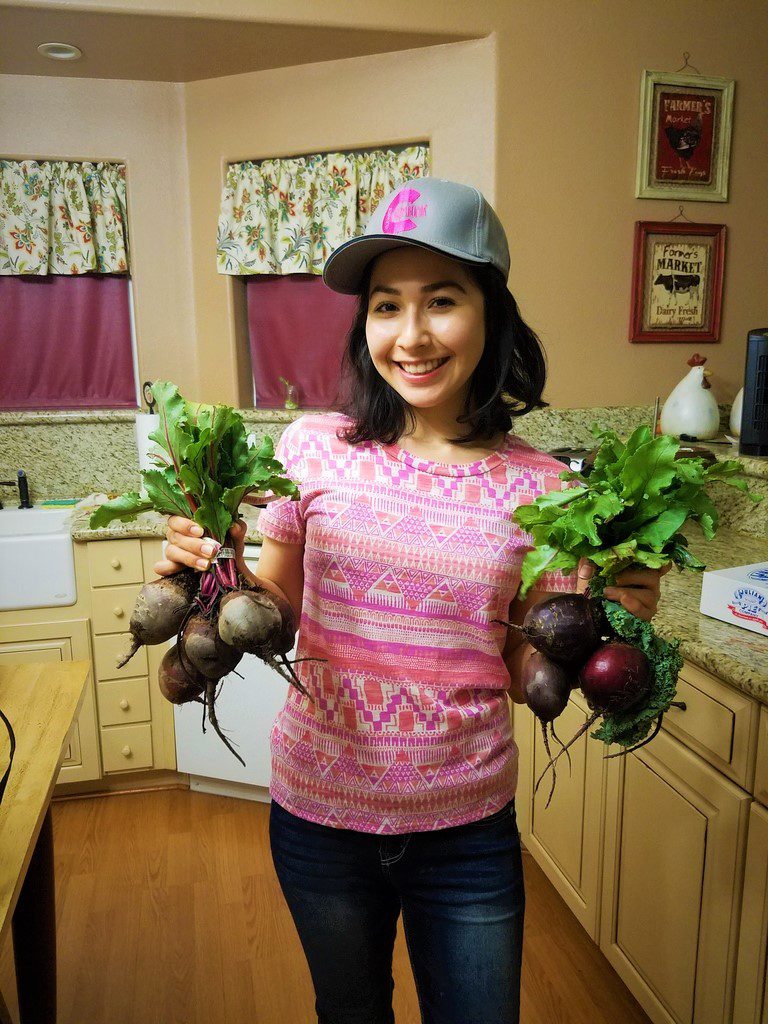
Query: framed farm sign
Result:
<box><xmin>635</xmin><ymin>70</ymin><xmax>734</xmax><ymax>202</ymax></box>
<box><xmin>629</xmin><ymin>221</ymin><xmax>726</xmax><ymax>343</ymax></box>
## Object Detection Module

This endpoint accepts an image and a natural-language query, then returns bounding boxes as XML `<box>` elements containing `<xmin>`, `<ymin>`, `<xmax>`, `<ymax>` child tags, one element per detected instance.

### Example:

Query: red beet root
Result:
<box><xmin>522</xmin><ymin>651</ymin><xmax>574</xmax><ymax>810</ymax></box>
<box><xmin>495</xmin><ymin>594</ymin><xmax>610</xmax><ymax>669</ymax></box>
<box><xmin>578</xmin><ymin>642</ymin><xmax>651</xmax><ymax>714</ymax></box>
<box><xmin>521</xmin><ymin>652</ymin><xmax>571</xmax><ymax>722</ymax></box>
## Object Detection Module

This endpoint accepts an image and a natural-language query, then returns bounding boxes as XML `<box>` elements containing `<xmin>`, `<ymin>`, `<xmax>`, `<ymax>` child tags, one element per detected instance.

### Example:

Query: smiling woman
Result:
<box><xmin>366</xmin><ymin>250</ymin><xmax>487</xmax><ymax>425</ymax></box>
<box><xmin>331</xmin><ymin>255</ymin><xmax>548</xmax><ymax>453</ymax></box>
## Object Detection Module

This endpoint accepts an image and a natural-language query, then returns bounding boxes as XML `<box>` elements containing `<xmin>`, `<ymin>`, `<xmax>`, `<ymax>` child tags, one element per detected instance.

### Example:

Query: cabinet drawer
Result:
<box><xmin>91</xmin><ymin>584</ymin><xmax>141</xmax><ymax>635</ymax></box>
<box><xmin>755</xmin><ymin>707</ymin><xmax>768</xmax><ymax>807</ymax></box>
<box><xmin>662</xmin><ymin>661</ymin><xmax>758</xmax><ymax>789</ymax></box>
<box><xmin>97</xmin><ymin>676</ymin><xmax>151</xmax><ymax>727</ymax></box>
<box><xmin>93</xmin><ymin>632</ymin><xmax>148</xmax><ymax>681</ymax></box>
<box><xmin>88</xmin><ymin>540</ymin><xmax>144</xmax><ymax>588</ymax></box>
<box><xmin>101</xmin><ymin>722</ymin><xmax>153</xmax><ymax>772</ymax></box>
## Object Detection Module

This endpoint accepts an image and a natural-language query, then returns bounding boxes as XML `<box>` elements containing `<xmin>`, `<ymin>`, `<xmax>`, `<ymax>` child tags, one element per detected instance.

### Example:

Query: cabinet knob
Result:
<box><xmin>113</xmin><ymin>606</ymin><xmax>124</xmax><ymax>618</ymax></box>
<box><xmin>111</xmin><ymin>558</ymin><xmax>121</xmax><ymax>569</ymax></box>
<box><xmin>122</xmin><ymin>745</ymin><xmax>132</xmax><ymax>757</ymax></box>
<box><xmin>119</xmin><ymin>698</ymin><xmax>129</xmax><ymax>710</ymax></box>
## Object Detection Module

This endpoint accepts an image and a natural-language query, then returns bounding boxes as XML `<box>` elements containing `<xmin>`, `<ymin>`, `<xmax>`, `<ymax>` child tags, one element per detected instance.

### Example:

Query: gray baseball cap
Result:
<box><xmin>322</xmin><ymin>177</ymin><xmax>510</xmax><ymax>295</ymax></box>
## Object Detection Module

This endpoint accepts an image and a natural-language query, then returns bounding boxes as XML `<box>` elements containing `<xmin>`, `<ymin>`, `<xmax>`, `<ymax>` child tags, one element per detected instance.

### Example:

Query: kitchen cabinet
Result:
<box><xmin>600</xmin><ymin>727</ymin><xmax>750</xmax><ymax>1024</ymax></box>
<box><xmin>733</xmin><ymin>801</ymin><xmax>768</xmax><ymax>1024</ymax></box>
<box><xmin>514</xmin><ymin>688</ymin><xmax>605</xmax><ymax>939</ymax></box>
<box><xmin>515</xmin><ymin>659</ymin><xmax>765</xmax><ymax>1024</ymax></box>
<box><xmin>0</xmin><ymin>618</ymin><xmax>100</xmax><ymax>783</ymax></box>
<box><xmin>85</xmin><ymin>537</ymin><xmax>177</xmax><ymax>775</ymax></box>
<box><xmin>754</xmin><ymin>706</ymin><xmax>768</xmax><ymax>807</ymax></box>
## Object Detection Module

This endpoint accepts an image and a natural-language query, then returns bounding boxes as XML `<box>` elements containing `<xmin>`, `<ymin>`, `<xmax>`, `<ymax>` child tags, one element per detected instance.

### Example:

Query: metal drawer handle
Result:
<box><xmin>113</xmin><ymin>606</ymin><xmax>124</xmax><ymax>617</ymax></box>
<box><xmin>122</xmin><ymin>745</ymin><xmax>132</xmax><ymax>757</ymax></box>
<box><xmin>111</xmin><ymin>558</ymin><xmax>121</xmax><ymax>569</ymax></box>
<box><xmin>119</xmin><ymin>699</ymin><xmax>129</xmax><ymax>710</ymax></box>
<box><xmin>670</xmin><ymin>700</ymin><xmax>687</xmax><ymax>712</ymax></box>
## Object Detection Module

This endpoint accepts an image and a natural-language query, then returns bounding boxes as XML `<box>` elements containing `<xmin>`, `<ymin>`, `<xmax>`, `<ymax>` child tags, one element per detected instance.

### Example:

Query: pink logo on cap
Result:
<box><xmin>382</xmin><ymin>187</ymin><xmax>428</xmax><ymax>234</ymax></box>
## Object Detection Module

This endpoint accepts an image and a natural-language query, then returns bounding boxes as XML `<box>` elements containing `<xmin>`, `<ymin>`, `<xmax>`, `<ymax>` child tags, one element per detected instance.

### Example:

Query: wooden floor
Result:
<box><xmin>0</xmin><ymin>789</ymin><xmax>650</xmax><ymax>1024</ymax></box>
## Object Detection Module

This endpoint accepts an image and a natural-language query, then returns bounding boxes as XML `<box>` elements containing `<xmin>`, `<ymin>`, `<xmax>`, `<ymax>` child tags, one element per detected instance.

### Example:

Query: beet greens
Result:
<box><xmin>495</xmin><ymin>423</ymin><xmax>761</xmax><ymax>806</ymax></box>
<box><xmin>90</xmin><ymin>381</ymin><xmax>325</xmax><ymax>765</ymax></box>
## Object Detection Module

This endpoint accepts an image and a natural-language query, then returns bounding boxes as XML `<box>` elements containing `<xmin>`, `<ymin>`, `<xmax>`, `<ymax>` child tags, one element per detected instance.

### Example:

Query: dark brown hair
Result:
<box><xmin>330</xmin><ymin>256</ymin><xmax>548</xmax><ymax>448</ymax></box>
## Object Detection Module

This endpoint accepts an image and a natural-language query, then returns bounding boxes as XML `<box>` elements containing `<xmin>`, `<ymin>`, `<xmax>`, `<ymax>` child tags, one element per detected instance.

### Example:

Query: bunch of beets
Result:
<box><xmin>117</xmin><ymin>562</ymin><xmax>317</xmax><ymax>766</ymax></box>
<box><xmin>494</xmin><ymin>592</ymin><xmax>670</xmax><ymax>808</ymax></box>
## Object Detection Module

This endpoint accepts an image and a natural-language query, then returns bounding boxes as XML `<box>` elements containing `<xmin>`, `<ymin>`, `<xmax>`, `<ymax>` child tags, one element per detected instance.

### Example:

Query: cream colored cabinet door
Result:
<box><xmin>0</xmin><ymin>619</ymin><xmax>100</xmax><ymax>783</ymax></box>
<box><xmin>733</xmin><ymin>802</ymin><xmax>768</xmax><ymax>1024</ymax></box>
<box><xmin>514</xmin><ymin>689</ymin><xmax>605</xmax><ymax>940</ymax></box>
<box><xmin>600</xmin><ymin>728</ymin><xmax>751</xmax><ymax>1024</ymax></box>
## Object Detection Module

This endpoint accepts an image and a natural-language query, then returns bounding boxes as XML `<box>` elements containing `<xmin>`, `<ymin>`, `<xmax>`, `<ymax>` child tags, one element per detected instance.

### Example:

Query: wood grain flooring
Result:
<box><xmin>0</xmin><ymin>789</ymin><xmax>649</xmax><ymax>1023</ymax></box>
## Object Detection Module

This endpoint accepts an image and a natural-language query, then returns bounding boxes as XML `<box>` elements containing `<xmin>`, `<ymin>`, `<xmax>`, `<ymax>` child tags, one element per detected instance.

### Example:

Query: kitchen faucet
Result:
<box><xmin>0</xmin><ymin>470</ymin><xmax>33</xmax><ymax>509</ymax></box>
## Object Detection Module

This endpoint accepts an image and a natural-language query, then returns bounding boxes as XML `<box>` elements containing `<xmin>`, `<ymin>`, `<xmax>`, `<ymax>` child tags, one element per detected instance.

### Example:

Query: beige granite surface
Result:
<box><xmin>653</xmin><ymin>524</ymin><xmax>767</xmax><ymax>703</ymax></box>
<box><xmin>71</xmin><ymin>501</ymin><xmax>267</xmax><ymax>544</ymax></box>
<box><xmin>3</xmin><ymin>402</ymin><xmax>765</xmax><ymax>500</ymax></box>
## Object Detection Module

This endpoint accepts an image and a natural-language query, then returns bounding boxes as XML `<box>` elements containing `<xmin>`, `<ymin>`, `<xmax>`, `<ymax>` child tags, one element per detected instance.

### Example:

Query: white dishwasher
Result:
<box><xmin>173</xmin><ymin>544</ymin><xmax>293</xmax><ymax>801</ymax></box>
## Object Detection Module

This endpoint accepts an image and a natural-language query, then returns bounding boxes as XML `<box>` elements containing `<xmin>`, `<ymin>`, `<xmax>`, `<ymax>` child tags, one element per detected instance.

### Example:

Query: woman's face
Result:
<box><xmin>365</xmin><ymin>246</ymin><xmax>486</xmax><ymax>417</ymax></box>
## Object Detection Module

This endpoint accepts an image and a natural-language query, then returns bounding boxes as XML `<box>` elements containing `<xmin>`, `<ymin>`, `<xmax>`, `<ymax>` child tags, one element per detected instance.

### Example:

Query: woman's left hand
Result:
<box><xmin>576</xmin><ymin>558</ymin><xmax>671</xmax><ymax>622</ymax></box>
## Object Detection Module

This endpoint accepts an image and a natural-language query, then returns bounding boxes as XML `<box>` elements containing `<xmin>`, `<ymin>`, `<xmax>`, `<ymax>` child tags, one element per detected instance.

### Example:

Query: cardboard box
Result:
<box><xmin>699</xmin><ymin>562</ymin><xmax>768</xmax><ymax>636</ymax></box>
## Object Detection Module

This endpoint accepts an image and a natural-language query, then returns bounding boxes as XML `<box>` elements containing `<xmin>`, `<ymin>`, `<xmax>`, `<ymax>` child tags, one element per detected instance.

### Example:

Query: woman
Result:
<box><xmin>156</xmin><ymin>178</ymin><xmax>665</xmax><ymax>1024</ymax></box>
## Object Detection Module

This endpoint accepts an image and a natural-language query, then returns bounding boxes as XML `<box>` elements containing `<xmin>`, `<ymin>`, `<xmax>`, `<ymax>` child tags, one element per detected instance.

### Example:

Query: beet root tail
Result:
<box><xmin>539</xmin><ymin>721</ymin><xmax>557</xmax><ymax>810</ymax></box>
<box><xmin>263</xmin><ymin>652</ymin><xmax>315</xmax><ymax>702</ymax></box>
<box><xmin>550</xmin><ymin>721</ymin><xmax>572</xmax><ymax>776</ymax></box>
<box><xmin>116</xmin><ymin>634</ymin><xmax>141</xmax><ymax>669</ymax></box>
<box><xmin>204</xmin><ymin>678</ymin><xmax>246</xmax><ymax>768</ymax></box>
<box><xmin>604</xmin><ymin>712</ymin><xmax>665</xmax><ymax>759</ymax></box>
<box><xmin>535</xmin><ymin>711</ymin><xmax>601</xmax><ymax>803</ymax></box>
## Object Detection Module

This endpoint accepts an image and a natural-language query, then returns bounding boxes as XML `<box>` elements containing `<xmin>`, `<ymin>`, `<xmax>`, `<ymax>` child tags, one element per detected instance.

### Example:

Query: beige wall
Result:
<box><xmin>0</xmin><ymin>73</ymin><xmax>198</xmax><ymax>397</ymax></box>
<box><xmin>183</xmin><ymin>36</ymin><xmax>497</xmax><ymax>405</ymax></box>
<box><xmin>4</xmin><ymin>0</ymin><xmax>768</xmax><ymax>412</ymax></box>
<box><xmin>493</xmin><ymin>0</ymin><xmax>768</xmax><ymax>408</ymax></box>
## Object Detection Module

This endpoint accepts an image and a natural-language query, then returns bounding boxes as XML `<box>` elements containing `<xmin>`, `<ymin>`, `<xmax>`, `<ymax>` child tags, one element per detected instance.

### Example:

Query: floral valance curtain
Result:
<box><xmin>0</xmin><ymin>160</ymin><xmax>129</xmax><ymax>276</ymax></box>
<box><xmin>217</xmin><ymin>144</ymin><xmax>430</xmax><ymax>276</ymax></box>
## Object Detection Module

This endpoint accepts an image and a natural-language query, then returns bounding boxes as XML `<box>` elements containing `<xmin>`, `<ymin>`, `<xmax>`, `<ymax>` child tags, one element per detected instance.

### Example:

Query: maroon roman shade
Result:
<box><xmin>0</xmin><ymin>274</ymin><xmax>136</xmax><ymax>410</ymax></box>
<box><xmin>246</xmin><ymin>274</ymin><xmax>357</xmax><ymax>409</ymax></box>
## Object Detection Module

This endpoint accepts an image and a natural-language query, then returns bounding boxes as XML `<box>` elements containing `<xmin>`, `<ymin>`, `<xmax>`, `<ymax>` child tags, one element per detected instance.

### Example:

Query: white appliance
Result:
<box><xmin>173</xmin><ymin>544</ymin><xmax>293</xmax><ymax>801</ymax></box>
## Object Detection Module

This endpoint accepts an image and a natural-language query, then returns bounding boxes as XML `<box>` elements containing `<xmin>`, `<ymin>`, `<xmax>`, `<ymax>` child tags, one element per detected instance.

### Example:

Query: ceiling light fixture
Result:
<box><xmin>37</xmin><ymin>42</ymin><xmax>83</xmax><ymax>61</ymax></box>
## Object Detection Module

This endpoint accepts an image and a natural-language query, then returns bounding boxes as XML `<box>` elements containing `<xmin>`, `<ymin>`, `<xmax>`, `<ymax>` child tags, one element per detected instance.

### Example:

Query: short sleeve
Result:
<box><xmin>525</xmin><ymin>457</ymin><xmax>581</xmax><ymax>595</ymax></box>
<box><xmin>256</xmin><ymin>418</ymin><xmax>306</xmax><ymax>545</ymax></box>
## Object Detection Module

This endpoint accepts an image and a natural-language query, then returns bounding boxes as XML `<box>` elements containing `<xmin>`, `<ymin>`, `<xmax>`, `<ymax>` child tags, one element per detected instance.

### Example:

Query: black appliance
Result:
<box><xmin>740</xmin><ymin>328</ymin><xmax>768</xmax><ymax>457</ymax></box>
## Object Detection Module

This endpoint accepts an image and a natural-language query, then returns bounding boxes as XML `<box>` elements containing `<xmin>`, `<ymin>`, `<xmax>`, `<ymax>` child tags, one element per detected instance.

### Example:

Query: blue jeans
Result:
<box><xmin>268</xmin><ymin>798</ymin><xmax>525</xmax><ymax>1024</ymax></box>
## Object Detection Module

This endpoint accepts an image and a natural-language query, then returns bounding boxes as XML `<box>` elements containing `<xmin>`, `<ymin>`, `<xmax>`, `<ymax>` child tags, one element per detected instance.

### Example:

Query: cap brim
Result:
<box><xmin>322</xmin><ymin>235</ymin><xmax>489</xmax><ymax>295</ymax></box>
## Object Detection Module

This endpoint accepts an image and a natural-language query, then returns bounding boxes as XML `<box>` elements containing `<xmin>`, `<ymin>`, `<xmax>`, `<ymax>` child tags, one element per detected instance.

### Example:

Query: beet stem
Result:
<box><xmin>604</xmin><ymin>713</ymin><xmax>665</xmax><ymax>759</ymax></box>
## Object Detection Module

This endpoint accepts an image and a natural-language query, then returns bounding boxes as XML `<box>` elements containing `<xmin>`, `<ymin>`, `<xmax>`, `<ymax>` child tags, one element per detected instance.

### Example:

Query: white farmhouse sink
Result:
<box><xmin>0</xmin><ymin>507</ymin><xmax>77</xmax><ymax>611</ymax></box>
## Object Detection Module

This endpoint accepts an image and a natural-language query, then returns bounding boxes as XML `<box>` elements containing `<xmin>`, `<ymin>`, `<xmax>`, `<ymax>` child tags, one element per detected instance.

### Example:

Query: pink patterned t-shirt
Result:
<box><xmin>256</xmin><ymin>411</ymin><xmax>579</xmax><ymax>835</ymax></box>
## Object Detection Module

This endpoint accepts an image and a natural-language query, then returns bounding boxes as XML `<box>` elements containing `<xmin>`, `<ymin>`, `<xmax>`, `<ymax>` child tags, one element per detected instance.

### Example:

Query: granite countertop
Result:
<box><xmin>652</xmin><ymin>523</ymin><xmax>767</xmax><ymax>702</ymax></box>
<box><xmin>72</xmin><ymin>508</ymin><xmax>767</xmax><ymax>704</ymax></box>
<box><xmin>71</xmin><ymin>501</ymin><xmax>267</xmax><ymax>544</ymax></box>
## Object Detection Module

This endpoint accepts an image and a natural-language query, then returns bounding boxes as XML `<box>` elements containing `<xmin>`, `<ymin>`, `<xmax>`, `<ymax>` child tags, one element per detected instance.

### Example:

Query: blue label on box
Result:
<box><xmin>728</xmin><ymin>586</ymin><xmax>768</xmax><ymax>632</ymax></box>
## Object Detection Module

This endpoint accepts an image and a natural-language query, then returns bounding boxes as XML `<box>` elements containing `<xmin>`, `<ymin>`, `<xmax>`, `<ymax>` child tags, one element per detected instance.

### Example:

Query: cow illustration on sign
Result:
<box><xmin>649</xmin><ymin>239</ymin><xmax>708</xmax><ymax>328</ymax></box>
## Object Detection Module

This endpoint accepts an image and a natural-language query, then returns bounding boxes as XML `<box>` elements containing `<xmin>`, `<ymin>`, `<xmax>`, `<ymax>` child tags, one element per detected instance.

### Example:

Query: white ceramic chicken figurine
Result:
<box><xmin>660</xmin><ymin>353</ymin><xmax>720</xmax><ymax>440</ymax></box>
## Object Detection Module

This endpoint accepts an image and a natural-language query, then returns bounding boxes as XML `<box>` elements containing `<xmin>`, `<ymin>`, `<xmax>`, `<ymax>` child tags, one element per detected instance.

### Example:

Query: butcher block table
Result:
<box><xmin>0</xmin><ymin>660</ymin><xmax>91</xmax><ymax>1024</ymax></box>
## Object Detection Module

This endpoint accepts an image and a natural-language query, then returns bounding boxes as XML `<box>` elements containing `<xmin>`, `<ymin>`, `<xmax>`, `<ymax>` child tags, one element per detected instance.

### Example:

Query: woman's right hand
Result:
<box><xmin>154</xmin><ymin>515</ymin><xmax>221</xmax><ymax>577</ymax></box>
